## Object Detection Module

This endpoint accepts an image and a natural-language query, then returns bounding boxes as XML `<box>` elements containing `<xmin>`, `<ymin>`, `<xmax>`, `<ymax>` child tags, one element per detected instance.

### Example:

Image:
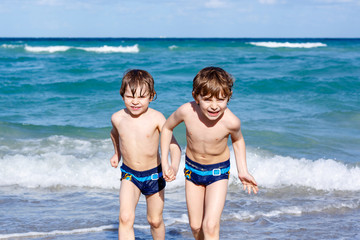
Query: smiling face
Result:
<box><xmin>195</xmin><ymin>93</ymin><xmax>228</xmax><ymax>121</ymax></box>
<box><xmin>123</xmin><ymin>85</ymin><xmax>152</xmax><ymax>117</ymax></box>
<box><xmin>192</xmin><ymin>67</ymin><xmax>234</xmax><ymax>121</ymax></box>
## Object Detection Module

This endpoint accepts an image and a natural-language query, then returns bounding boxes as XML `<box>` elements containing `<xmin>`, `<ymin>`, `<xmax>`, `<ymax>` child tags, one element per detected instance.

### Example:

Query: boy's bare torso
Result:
<box><xmin>182</xmin><ymin>101</ymin><xmax>238</xmax><ymax>164</ymax></box>
<box><xmin>112</xmin><ymin>108</ymin><xmax>162</xmax><ymax>171</ymax></box>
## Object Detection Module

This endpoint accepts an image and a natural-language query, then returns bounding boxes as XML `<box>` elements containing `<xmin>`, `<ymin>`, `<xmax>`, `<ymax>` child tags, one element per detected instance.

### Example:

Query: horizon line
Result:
<box><xmin>1</xmin><ymin>37</ymin><xmax>360</xmax><ymax>40</ymax></box>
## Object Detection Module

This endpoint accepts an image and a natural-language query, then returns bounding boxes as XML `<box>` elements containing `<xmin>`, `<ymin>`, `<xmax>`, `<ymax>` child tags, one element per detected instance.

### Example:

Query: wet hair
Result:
<box><xmin>192</xmin><ymin>66</ymin><xmax>234</xmax><ymax>101</ymax></box>
<box><xmin>119</xmin><ymin>69</ymin><xmax>157</xmax><ymax>100</ymax></box>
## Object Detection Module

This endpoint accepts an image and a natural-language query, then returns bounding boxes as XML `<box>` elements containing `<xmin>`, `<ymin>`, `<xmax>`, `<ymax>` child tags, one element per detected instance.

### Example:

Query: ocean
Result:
<box><xmin>0</xmin><ymin>38</ymin><xmax>359</xmax><ymax>239</ymax></box>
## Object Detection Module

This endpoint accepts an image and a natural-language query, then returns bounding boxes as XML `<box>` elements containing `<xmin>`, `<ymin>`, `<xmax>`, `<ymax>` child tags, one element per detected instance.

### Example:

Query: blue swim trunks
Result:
<box><xmin>120</xmin><ymin>164</ymin><xmax>166</xmax><ymax>196</ymax></box>
<box><xmin>184</xmin><ymin>155</ymin><xmax>230</xmax><ymax>186</ymax></box>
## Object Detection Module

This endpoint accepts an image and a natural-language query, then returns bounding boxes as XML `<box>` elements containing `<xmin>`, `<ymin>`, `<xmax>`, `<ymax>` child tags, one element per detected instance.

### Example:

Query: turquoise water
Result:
<box><xmin>0</xmin><ymin>38</ymin><xmax>359</xmax><ymax>239</ymax></box>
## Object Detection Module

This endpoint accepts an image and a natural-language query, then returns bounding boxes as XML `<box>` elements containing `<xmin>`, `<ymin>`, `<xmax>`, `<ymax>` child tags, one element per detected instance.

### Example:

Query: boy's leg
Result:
<box><xmin>185</xmin><ymin>180</ymin><xmax>206</xmax><ymax>240</ymax></box>
<box><xmin>145</xmin><ymin>189</ymin><xmax>165</xmax><ymax>240</ymax></box>
<box><xmin>202</xmin><ymin>179</ymin><xmax>228</xmax><ymax>240</ymax></box>
<box><xmin>119</xmin><ymin>180</ymin><xmax>141</xmax><ymax>239</ymax></box>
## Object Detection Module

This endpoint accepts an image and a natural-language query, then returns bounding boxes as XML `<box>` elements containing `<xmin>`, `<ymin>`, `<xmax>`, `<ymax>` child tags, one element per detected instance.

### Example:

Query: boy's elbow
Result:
<box><xmin>110</xmin><ymin>127</ymin><xmax>118</xmax><ymax>136</ymax></box>
<box><xmin>171</xmin><ymin>136</ymin><xmax>180</xmax><ymax>148</ymax></box>
<box><xmin>170</xmin><ymin>142</ymin><xmax>181</xmax><ymax>154</ymax></box>
<box><xmin>161</xmin><ymin>123</ymin><xmax>172</xmax><ymax>133</ymax></box>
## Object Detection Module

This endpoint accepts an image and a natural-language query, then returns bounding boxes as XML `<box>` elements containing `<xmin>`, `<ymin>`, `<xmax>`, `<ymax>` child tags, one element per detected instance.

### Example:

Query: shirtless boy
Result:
<box><xmin>110</xmin><ymin>69</ymin><xmax>180</xmax><ymax>239</ymax></box>
<box><xmin>161</xmin><ymin>67</ymin><xmax>258</xmax><ymax>240</ymax></box>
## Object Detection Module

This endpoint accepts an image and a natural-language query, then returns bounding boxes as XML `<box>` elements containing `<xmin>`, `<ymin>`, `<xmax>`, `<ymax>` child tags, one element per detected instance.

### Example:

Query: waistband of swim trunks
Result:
<box><xmin>120</xmin><ymin>164</ymin><xmax>162</xmax><ymax>177</ymax></box>
<box><xmin>185</xmin><ymin>155</ymin><xmax>230</xmax><ymax>171</ymax></box>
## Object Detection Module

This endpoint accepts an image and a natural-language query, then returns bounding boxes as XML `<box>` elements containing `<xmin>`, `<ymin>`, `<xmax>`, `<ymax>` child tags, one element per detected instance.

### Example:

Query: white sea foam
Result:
<box><xmin>1</xmin><ymin>44</ymin><xmax>22</xmax><ymax>49</ymax></box>
<box><xmin>77</xmin><ymin>44</ymin><xmax>139</xmax><ymax>53</ymax></box>
<box><xmin>0</xmin><ymin>225</ymin><xmax>116</xmax><ymax>239</ymax></box>
<box><xmin>228</xmin><ymin>206</ymin><xmax>302</xmax><ymax>221</ymax></box>
<box><xmin>227</xmin><ymin>200</ymin><xmax>360</xmax><ymax>221</ymax></box>
<box><xmin>23</xmin><ymin>44</ymin><xmax>139</xmax><ymax>53</ymax></box>
<box><xmin>165</xmin><ymin>214</ymin><xmax>189</xmax><ymax>226</ymax></box>
<box><xmin>246</xmin><ymin>150</ymin><xmax>360</xmax><ymax>191</ymax></box>
<box><xmin>248</xmin><ymin>41</ymin><xmax>327</xmax><ymax>48</ymax></box>
<box><xmin>133</xmin><ymin>224</ymin><xmax>150</xmax><ymax>229</ymax></box>
<box><xmin>0</xmin><ymin>136</ymin><xmax>120</xmax><ymax>189</ymax></box>
<box><xmin>24</xmin><ymin>45</ymin><xmax>71</xmax><ymax>53</ymax></box>
<box><xmin>1</xmin><ymin>136</ymin><xmax>359</xmax><ymax>191</ymax></box>
<box><xmin>169</xmin><ymin>45</ymin><xmax>178</xmax><ymax>50</ymax></box>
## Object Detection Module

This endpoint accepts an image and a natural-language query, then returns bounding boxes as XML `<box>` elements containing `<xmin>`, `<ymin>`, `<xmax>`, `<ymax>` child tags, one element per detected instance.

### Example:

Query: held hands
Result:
<box><xmin>239</xmin><ymin>172</ymin><xmax>259</xmax><ymax>194</ymax></box>
<box><xmin>163</xmin><ymin>166</ymin><xmax>177</xmax><ymax>182</ymax></box>
<box><xmin>110</xmin><ymin>154</ymin><xmax>119</xmax><ymax>168</ymax></box>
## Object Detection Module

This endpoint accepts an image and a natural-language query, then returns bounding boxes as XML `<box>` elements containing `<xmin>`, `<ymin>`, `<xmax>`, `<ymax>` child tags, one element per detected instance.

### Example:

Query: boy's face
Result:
<box><xmin>195</xmin><ymin>93</ymin><xmax>228</xmax><ymax>121</ymax></box>
<box><xmin>123</xmin><ymin>85</ymin><xmax>152</xmax><ymax>116</ymax></box>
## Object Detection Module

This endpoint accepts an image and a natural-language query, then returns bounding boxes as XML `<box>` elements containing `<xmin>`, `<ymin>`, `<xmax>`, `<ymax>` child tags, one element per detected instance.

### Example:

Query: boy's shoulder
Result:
<box><xmin>171</xmin><ymin>101</ymin><xmax>197</xmax><ymax>119</ymax></box>
<box><xmin>177</xmin><ymin>101</ymin><xmax>197</xmax><ymax>113</ymax></box>
<box><xmin>111</xmin><ymin>109</ymin><xmax>127</xmax><ymax>122</ymax></box>
<box><xmin>111</xmin><ymin>109</ymin><xmax>125</xmax><ymax>117</ymax></box>
<box><xmin>223</xmin><ymin>108</ymin><xmax>241</xmax><ymax>130</ymax></box>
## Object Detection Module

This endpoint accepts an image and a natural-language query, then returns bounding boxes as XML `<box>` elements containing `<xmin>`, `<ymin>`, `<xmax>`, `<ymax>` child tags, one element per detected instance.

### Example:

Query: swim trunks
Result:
<box><xmin>120</xmin><ymin>164</ymin><xmax>166</xmax><ymax>195</ymax></box>
<box><xmin>184</xmin><ymin>155</ymin><xmax>230</xmax><ymax>186</ymax></box>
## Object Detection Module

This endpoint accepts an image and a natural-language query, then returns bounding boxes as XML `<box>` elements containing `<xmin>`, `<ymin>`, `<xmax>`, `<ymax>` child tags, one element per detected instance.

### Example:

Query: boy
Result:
<box><xmin>161</xmin><ymin>67</ymin><xmax>258</xmax><ymax>240</ymax></box>
<box><xmin>110</xmin><ymin>69</ymin><xmax>181</xmax><ymax>240</ymax></box>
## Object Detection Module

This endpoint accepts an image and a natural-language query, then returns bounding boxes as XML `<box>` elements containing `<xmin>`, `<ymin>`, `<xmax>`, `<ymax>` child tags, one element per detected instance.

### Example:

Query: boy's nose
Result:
<box><xmin>210</xmin><ymin>102</ymin><xmax>218</xmax><ymax>109</ymax></box>
<box><xmin>132</xmin><ymin>98</ymin><xmax>139</xmax><ymax>104</ymax></box>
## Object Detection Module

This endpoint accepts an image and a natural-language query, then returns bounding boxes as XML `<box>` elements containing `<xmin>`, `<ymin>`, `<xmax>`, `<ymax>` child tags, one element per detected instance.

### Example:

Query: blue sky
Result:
<box><xmin>1</xmin><ymin>0</ymin><xmax>359</xmax><ymax>38</ymax></box>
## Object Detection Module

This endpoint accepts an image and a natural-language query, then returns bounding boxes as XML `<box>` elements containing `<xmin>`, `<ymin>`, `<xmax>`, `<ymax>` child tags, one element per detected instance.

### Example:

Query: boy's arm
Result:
<box><xmin>168</xmin><ymin>135</ymin><xmax>181</xmax><ymax>179</ymax></box>
<box><xmin>161</xmin><ymin>107</ymin><xmax>184</xmax><ymax>181</ymax></box>
<box><xmin>110</xmin><ymin>118</ymin><xmax>121</xmax><ymax>168</ymax></box>
<box><xmin>230</xmin><ymin>119</ymin><xmax>258</xmax><ymax>194</ymax></box>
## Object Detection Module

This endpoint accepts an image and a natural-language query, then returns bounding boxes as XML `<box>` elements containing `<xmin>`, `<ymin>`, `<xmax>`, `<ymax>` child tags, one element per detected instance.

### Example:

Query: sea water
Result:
<box><xmin>0</xmin><ymin>38</ymin><xmax>359</xmax><ymax>239</ymax></box>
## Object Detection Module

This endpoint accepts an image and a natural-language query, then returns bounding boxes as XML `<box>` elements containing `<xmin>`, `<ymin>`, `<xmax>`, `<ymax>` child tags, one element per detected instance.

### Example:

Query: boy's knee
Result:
<box><xmin>189</xmin><ymin>221</ymin><xmax>202</xmax><ymax>234</ymax></box>
<box><xmin>119</xmin><ymin>211</ymin><xmax>135</xmax><ymax>226</ymax></box>
<box><xmin>202</xmin><ymin>219</ymin><xmax>219</xmax><ymax>236</ymax></box>
<box><xmin>147</xmin><ymin>215</ymin><xmax>163</xmax><ymax>229</ymax></box>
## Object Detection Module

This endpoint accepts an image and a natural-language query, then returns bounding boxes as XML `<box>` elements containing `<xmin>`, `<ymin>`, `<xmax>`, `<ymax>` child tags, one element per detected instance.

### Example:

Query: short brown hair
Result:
<box><xmin>120</xmin><ymin>69</ymin><xmax>157</xmax><ymax>100</ymax></box>
<box><xmin>192</xmin><ymin>67</ymin><xmax>233</xmax><ymax>101</ymax></box>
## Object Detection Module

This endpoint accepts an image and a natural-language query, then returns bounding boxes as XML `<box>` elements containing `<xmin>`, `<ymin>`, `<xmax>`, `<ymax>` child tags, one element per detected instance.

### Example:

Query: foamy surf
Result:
<box><xmin>169</xmin><ymin>45</ymin><xmax>178</xmax><ymax>50</ymax></box>
<box><xmin>23</xmin><ymin>44</ymin><xmax>139</xmax><ymax>53</ymax></box>
<box><xmin>247</xmin><ymin>150</ymin><xmax>360</xmax><ymax>191</ymax></box>
<box><xmin>1</xmin><ymin>44</ymin><xmax>22</xmax><ymax>49</ymax></box>
<box><xmin>248</xmin><ymin>41</ymin><xmax>327</xmax><ymax>48</ymax></box>
<box><xmin>227</xmin><ymin>200</ymin><xmax>360</xmax><ymax>221</ymax></box>
<box><xmin>0</xmin><ymin>225</ymin><xmax>116</xmax><ymax>239</ymax></box>
<box><xmin>1</xmin><ymin>136</ymin><xmax>359</xmax><ymax>191</ymax></box>
<box><xmin>0</xmin><ymin>222</ymin><xmax>186</xmax><ymax>239</ymax></box>
<box><xmin>24</xmin><ymin>45</ymin><xmax>71</xmax><ymax>53</ymax></box>
<box><xmin>78</xmin><ymin>44</ymin><xmax>139</xmax><ymax>53</ymax></box>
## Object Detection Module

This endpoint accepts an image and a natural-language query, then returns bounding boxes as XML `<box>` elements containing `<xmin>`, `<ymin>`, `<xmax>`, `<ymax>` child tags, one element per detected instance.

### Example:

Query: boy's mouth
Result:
<box><xmin>208</xmin><ymin>110</ymin><xmax>220</xmax><ymax>117</ymax></box>
<box><xmin>131</xmin><ymin>106</ymin><xmax>141</xmax><ymax>110</ymax></box>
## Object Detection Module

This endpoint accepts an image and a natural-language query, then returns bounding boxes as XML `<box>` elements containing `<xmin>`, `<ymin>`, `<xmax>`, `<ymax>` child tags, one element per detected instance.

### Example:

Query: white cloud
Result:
<box><xmin>205</xmin><ymin>0</ymin><xmax>226</xmax><ymax>8</ymax></box>
<box><xmin>36</xmin><ymin>0</ymin><xmax>62</xmax><ymax>6</ymax></box>
<box><xmin>258</xmin><ymin>0</ymin><xmax>278</xmax><ymax>4</ymax></box>
<box><xmin>316</xmin><ymin>0</ymin><xmax>354</xmax><ymax>2</ymax></box>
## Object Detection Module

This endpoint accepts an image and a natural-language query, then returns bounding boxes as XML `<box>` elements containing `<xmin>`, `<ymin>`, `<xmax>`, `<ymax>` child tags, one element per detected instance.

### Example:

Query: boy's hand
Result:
<box><xmin>110</xmin><ymin>154</ymin><xmax>119</xmax><ymax>168</ymax></box>
<box><xmin>163</xmin><ymin>166</ymin><xmax>176</xmax><ymax>182</ymax></box>
<box><xmin>239</xmin><ymin>173</ymin><xmax>259</xmax><ymax>194</ymax></box>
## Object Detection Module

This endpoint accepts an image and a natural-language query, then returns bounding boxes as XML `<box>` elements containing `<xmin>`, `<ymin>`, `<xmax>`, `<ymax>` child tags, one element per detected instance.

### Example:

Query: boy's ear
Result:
<box><xmin>228</xmin><ymin>91</ymin><xmax>233</xmax><ymax>102</ymax></box>
<box><xmin>192</xmin><ymin>91</ymin><xmax>199</xmax><ymax>104</ymax></box>
<box><xmin>149</xmin><ymin>91</ymin><xmax>157</xmax><ymax>102</ymax></box>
